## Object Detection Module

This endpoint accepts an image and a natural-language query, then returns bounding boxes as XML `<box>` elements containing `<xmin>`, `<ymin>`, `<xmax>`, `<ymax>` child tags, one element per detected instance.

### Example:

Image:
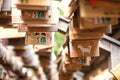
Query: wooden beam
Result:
<box><xmin>34</xmin><ymin>44</ymin><xmax>53</xmax><ymax>52</ymax></box>
<box><xmin>59</xmin><ymin>16</ymin><xmax>70</xmax><ymax>23</ymax></box>
<box><xmin>2</xmin><ymin>0</ymin><xmax>12</xmax><ymax>11</ymax></box>
<box><xmin>58</xmin><ymin>16</ymin><xmax>70</xmax><ymax>34</ymax></box>
<box><xmin>36</xmin><ymin>51</ymin><xmax>51</xmax><ymax>57</ymax></box>
<box><xmin>104</xmin><ymin>35</ymin><xmax>120</xmax><ymax>46</ymax></box>
<box><xmin>8</xmin><ymin>37</ymin><xmax>25</xmax><ymax>45</ymax></box>
<box><xmin>99</xmin><ymin>35</ymin><xmax>120</xmax><ymax>52</ymax></box>
<box><xmin>99</xmin><ymin>39</ymin><xmax>111</xmax><ymax>52</ymax></box>
<box><xmin>16</xmin><ymin>4</ymin><xmax>49</xmax><ymax>11</ymax></box>
<box><xmin>110</xmin><ymin>44</ymin><xmax>120</xmax><ymax>68</ymax></box>
<box><xmin>13</xmin><ymin>45</ymin><xmax>27</xmax><ymax>50</ymax></box>
<box><xmin>99</xmin><ymin>35</ymin><xmax>120</xmax><ymax>69</ymax></box>
<box><xmin>25</xmin><ymin>24</ymin><xmax>58</xmax><ymax>32</ymax></box>
<box><xmin>28</xmin><ymin>26</ymin><xmax>58</xmax><ymax>32</ymax></box>
<box><xmin>24</xmin><ymin>0</ymin><xmax>51</xmax><ymax>6</ymax></box>
<box><xmin>23</xmin><ymin>1</ymin><xmax>59</xmax><ymax>25</ymax></box>
<box><xmin>70</xmin><ymin>33</ymin><xmax>104</xmax><ymax>40</ymax></box>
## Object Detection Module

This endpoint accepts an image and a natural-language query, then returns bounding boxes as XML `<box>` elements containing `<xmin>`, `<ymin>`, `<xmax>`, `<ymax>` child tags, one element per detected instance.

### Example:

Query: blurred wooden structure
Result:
<box><xmin>0</xmin><ymin>0</ymin><xmax>120</xmax><ymax>80</ymax></box>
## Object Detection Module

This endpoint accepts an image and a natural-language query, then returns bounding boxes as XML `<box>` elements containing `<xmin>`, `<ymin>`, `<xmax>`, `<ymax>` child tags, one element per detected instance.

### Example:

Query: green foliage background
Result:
<box><xmin>54</xmin><ymin>32</ymin><xmax>65</xmax><ymax>55</ymax></box>
<box><xmin>53</xmin><ymin>0</ymin><xmax>65</xmax><ymax>55</ymax></box>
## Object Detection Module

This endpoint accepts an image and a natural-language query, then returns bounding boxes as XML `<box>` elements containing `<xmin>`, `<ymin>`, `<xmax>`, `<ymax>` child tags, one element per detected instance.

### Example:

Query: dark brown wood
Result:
<box><xmin>28</xmin><ymin>25</ymin><xmax>58</xmax><ymax>32</ymax></box>
<box><xmin>112</xmin><ymin>30</ymin><xmax>120</xmax><ymax>40</ymax></box>
<box><xmin>36</xmin><ymin>51</ymin><xmax>51</xmax><ymax>57</ymax></box>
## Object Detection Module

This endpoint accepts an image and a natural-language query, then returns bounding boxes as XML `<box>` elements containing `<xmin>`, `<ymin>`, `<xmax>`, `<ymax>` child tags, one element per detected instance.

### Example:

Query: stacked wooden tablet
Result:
<box><xmin>58</xmin><ymin>0</ymin><xmax>119</xmax><ymax>79</ymax></box>
<box><xmin>12</xmin><ymin>1</ymin><xmax>59</xmax><ymax>79</ymax></box>
<box><xmin>12</xmin><ymin>0</ymin><xmax>59</xmax><ymax>45</ymax></box>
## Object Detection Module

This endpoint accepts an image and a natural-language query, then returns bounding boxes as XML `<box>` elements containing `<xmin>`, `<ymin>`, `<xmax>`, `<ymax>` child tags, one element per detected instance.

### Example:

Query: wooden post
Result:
<box><xmin>99</xmin><ymin>35</ymin><xmax>120</xmax><ymax>69</ymax></box>
<box><xmin>110</xmin><ymin>44</ymin><xmax>120</xmax><ymax>68</ymax></box>
<box><xmin>39</xmin><ymin>53</ymin><xmax>51</xmax><ymax>80</ymax></box>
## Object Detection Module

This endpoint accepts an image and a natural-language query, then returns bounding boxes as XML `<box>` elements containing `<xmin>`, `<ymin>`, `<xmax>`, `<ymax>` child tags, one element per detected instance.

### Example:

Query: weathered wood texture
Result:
<box><xmin>99</xmin><ymin>35</ymin><xmax>120</xmax><ymax>68</ymax></box>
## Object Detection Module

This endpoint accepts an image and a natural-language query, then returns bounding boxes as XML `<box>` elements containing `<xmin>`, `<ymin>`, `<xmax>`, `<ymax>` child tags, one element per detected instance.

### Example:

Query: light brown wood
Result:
<box><xmin>111</xmin><ymin>64</ymin><xmax>120</xmax><ymax>80</ymax></box>
<box><xmin>16</xmin><ymin>4</ymin><xmax>49</xmax><ymax>10</ymax></box>
<box><xmin>79</xmin><ymin>0</ymin><xmax>120</xmax><ymax>17</ymax></box>
<box><xmin>80</xmin><ymin>18</ymin><xmax>117</xmax><ymax>30</ymax></box>
<box><xmin>80</xmin><ymin>26</ymin><xmax>112</xmax><ymax>34</ymax></box>
<box><xmin>73</xmin><ymin>8</ymin><xmax>115</xmax><ymax>30</ymax></box>
<box><xmin>34</xmin><ymin>44</ymin><xmax>53</xmax><ymax>51</ymax></box>
<box><xmin>22</xmin><ymin>1</ymin><xmax>59</xmax><ymax>25</ymax></box>
<box><xmin>69</xmin><ymin>33</ymin><xmax>104</xmax><ymax>40</ymax></box>
<box><xmin>26</xmin><ymin>0</ymin><xmax>51</xmax><ymax>6</ymax></box>
<box><xmin>21</xmin><ymin>10</ymin><xmax>50</xmax><ymax>21</ymax></box>
<box><xmin>13</xmin><ymin>0</ymin><xmax>51</xmax><ymax>6</ymax></box>
<box><xmin>70</xmin><ymin>39</ymin><xmax>99</xmax><ymax>57</ymax></box>
<box><xmin>0</xmin><ymin>28</ymin><xmax>25</xmax><ymax>38</ymax></box>
<box><xmin>0</xmin><ymin>0</ymin><xmax>3</xmax><ymax>11</ymax></box>
<box><xmin>62</xmin><ymin>60</ymin><xmax>82</xmax><ymax>71</ymax></box>
<box><xmin>25</xmin><ymin>32</ymin><xmax>52</xmax><ymax>45</ymax></box>
<box><xmin>69</xmin><ymin>19</ymin><xmax>107</xmax><ymax>40</ymax></box>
